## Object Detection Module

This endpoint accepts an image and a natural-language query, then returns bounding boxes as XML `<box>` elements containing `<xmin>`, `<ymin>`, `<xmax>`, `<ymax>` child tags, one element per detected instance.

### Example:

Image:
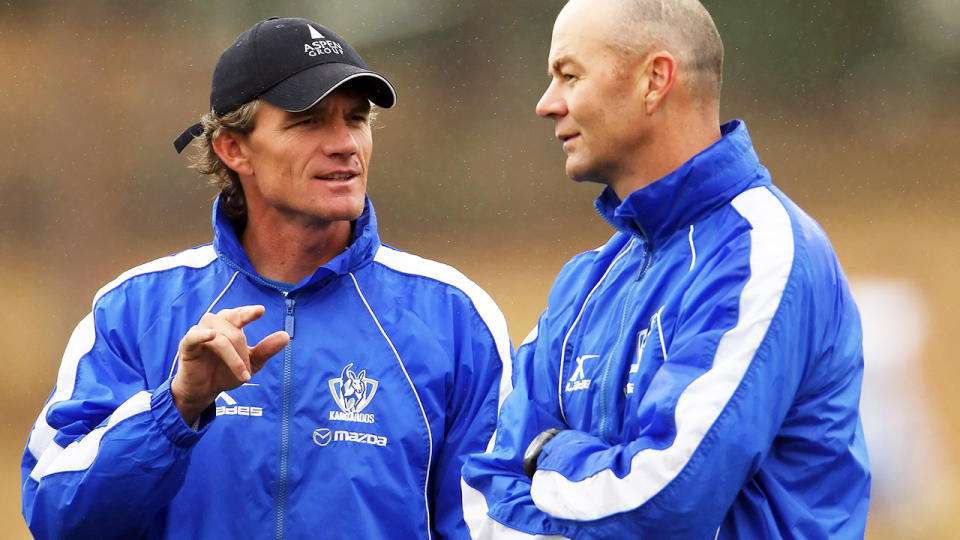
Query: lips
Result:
<box><xmin>314</xmin><ymin>170</ymin><xmax>360</xmax><ymax>181</ymax></box>
<box><xmin>558</xmin><ymin>133</ymin><xmax>579</xmax><ymax>151</ymax></box>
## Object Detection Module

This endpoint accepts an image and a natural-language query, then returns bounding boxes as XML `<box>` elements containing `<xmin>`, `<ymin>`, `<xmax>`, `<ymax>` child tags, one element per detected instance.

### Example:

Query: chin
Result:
<box><xmin>565</xmin><ymin>164</ymin><xmax>602</xmax><ymax>185</ymax></box>
<box><xmin>565</xmin><ymin>156</ymin><xmax>618</xmax><ymax>187</ymax></box>
<box><xmin>314</xmin><ymin>188</ymin><xmax>366</xmax><ymax>220</ymax></box>
<box><xmin>565</xmin><ymin>155</ymin><xmax>588</xmax><ymax>179</ymax></box>
<box><xmin>325</xmin><ymin>199</ymin><xmax>366</xmax><ymax>222</ymax></box>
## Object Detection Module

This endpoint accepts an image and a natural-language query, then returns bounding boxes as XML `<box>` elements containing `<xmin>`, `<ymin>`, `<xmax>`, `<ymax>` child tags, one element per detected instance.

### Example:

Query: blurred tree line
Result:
<box><xmin>1</xmin><ymin>0</ymin><xmax>957</xmax><ymax>255</ymax></box>
<box><xmin>2</xmin><ymin>5</ymin><xmax>958</xmax><ymax>539</ymax></box>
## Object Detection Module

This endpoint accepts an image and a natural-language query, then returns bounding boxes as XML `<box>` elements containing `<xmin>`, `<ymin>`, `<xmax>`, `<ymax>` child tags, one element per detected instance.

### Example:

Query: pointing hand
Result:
<box><xmin>171</xmin><ymin>305</ymin><xmax>290</xmax><ymax>425</ymax></box>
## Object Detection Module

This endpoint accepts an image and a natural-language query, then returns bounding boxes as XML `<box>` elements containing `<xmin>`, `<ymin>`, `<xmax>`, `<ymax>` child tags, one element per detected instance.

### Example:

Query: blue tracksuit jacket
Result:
<box><xmin>22</xmin><ymin>197</ymin><xmax>512</xmax><ymax>539</ymax></box>
<box><xmin>461</xmin><ymin>120</ymin><xmax>870</xmax><ymax>539</ymax></box>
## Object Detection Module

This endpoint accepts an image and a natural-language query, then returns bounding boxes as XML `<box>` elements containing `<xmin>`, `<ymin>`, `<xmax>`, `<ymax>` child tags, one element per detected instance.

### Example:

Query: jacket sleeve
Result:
<box><xmin>467</xmin><ymin>198</ymin><xmax>859</xmax><ymax>538</ymax></box>
<box><xmin>524</xmin><ymin>208</ymin><xmax>819</xmax><ymax>538</ymax></box>
<box><xmin>21</xmin><ymin>293</ymin><xmax>210</xmax><ymax>539</ymax></box>
<box><xmin>461</xmin><ymin>317</ymin><xmax>570</xmax><ymax>539</ymax></box>
<box><xmin>430</xmin><ymin>289</ymin><xmax>515</xmax><ymax>540</ymax></box>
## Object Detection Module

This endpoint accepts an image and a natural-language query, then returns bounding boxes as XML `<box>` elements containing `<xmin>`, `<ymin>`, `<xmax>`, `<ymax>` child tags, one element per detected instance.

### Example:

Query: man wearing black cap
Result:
<box><xmin>22</xmin><ymin>17</ymin><xmax>510</xmax><ymax>539</ymax></box>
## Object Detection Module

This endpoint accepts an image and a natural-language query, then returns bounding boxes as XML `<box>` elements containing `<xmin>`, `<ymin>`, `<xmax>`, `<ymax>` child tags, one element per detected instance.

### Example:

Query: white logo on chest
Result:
<box><xmin>215</xmin><ymin>387</ymin><xmax>264</xmax><ymax>417</ymax></box>
<box><xmin>566</xmin><ymin>354</ymin><xmax>598</xmax><ymax>392</ymax></box>
<box><xmin>328</xmin><ymin>363</ymin><xmax>378</xmax><ymax>423</ymax></box>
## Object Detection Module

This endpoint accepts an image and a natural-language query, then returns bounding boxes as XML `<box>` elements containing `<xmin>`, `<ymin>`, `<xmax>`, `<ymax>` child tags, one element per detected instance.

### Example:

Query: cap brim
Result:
<box><xmin>261</xmin><ymin>63</ymin><xmax>397</xmax><ymax>111</ymax></box>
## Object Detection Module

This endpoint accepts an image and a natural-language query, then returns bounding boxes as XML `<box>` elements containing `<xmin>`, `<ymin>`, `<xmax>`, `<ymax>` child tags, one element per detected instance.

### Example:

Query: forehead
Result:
<box><xmin>297</xmin><ymin>86</ymin><xmax>371</xmax><ymax>115</ymax></box>
<box><xmin>548</xmin><ymin>0</ymin><xmax>618</xmax><ymax>66</ymax></box>
<box><xmin>253</xmin><ymin>87</ymin><xmax>371</xmax><ymax>128</ymax></box>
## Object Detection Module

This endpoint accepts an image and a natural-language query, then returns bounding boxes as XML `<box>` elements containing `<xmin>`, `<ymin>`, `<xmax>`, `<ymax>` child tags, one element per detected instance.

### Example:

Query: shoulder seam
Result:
<box><xmin>92</xmin><ymin>245</ymin><xmax>218</xmax><ymax>306</ymax></box>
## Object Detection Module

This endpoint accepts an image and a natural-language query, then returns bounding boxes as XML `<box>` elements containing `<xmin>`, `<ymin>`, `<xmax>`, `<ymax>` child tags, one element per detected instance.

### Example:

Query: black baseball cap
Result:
<box><xmin>174</xmin><ymin>17</ymin><xmax>397</xmax><ymax>153</ymax></box>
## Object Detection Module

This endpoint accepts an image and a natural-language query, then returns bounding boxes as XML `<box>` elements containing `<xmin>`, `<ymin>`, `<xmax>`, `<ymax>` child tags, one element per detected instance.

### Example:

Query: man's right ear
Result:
<box><xmin>212</xmin><ymin>131</ymin><xmax>254</xmax><ymax>177</ymax></box>
<box><xmin>642</xmin><ymin>50</ymin><xmax>677</xmax><ymax>116</ymax></box>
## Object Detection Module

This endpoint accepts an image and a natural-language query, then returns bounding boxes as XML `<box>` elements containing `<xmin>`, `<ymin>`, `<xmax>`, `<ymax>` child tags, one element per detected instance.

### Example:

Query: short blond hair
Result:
<box><xmin>187</xmin><ymin>99</ymin><xmax>261</xmax><ymax>220</ymax></box>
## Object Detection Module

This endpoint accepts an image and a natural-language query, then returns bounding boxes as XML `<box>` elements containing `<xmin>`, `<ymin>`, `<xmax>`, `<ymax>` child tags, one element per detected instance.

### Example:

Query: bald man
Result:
<box><xmin>461</xmin><ymin>1</ymin><xmax>870</xmax><ymax>538</ymax></box>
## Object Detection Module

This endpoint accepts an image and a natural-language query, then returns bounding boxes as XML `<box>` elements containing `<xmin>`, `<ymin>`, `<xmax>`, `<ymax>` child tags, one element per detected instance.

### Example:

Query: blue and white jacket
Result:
<box><xmin>22</xmin><ymin>197</ymin><xmax>512</xmax><ymax>540</ymax></box>
<box><xmin>461</xmin><ymin>121</ymin><xmax>870</xmax><ymax>539</ymax></box>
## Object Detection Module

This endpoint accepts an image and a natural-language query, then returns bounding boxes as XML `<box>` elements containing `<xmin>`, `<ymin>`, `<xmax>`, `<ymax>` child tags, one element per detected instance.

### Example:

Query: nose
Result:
<box><xmin>322</xmin><ymin>118</ymin><xmax>359</xmax><ymax>158</ymax></box>
<box><xmin>536</xmin><ymin>80</ymin><xmax>566</xmax><ymax>119</ymax></box>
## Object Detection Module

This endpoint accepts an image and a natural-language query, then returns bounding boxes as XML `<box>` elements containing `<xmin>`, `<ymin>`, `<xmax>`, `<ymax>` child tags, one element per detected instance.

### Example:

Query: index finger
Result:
<box><xmin>179</xmin><ymin>326</ymin><xmax>217</xmax><ymax>355</ymax></box>
<box><xmin>215</xmin><ymin>305</ymin><xmax>267</xmax><ymax>328</ymax></box>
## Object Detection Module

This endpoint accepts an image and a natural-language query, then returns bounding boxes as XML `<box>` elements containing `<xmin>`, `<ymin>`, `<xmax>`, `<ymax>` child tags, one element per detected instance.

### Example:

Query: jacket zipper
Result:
<box><xmin>275</xmin><ymin>294</ymin><xmax>296</xmax><ymax>540</ymax></box>
<box><xmin>597</xmin><ymin>241</ymin><xmax>651</xmax><ymax>442</ymax></box>
<box><xmin>218</xmin><ymin>263</ymin><xmax>302</xmax><ymax>539</ymax></box>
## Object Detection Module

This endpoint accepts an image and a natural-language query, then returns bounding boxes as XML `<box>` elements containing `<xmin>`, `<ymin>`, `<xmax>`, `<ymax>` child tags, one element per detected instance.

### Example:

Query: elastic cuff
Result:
<box><xmin>535</xmin><ymin>428</ymin><xmax>582</xmax><ymax>472</ymax></box>
<box><xmin>150</xmin><ymin>378</ymin><xmax>213</xmax><ymax>448</ymax></box>
<box><xmin>523</xmin><ymin>428</ymin><xmax>563</xmax><ymax>479</ymax></box>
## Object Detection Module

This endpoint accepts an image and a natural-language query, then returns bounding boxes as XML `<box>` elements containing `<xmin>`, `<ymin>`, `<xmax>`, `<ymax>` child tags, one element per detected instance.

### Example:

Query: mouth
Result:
<box><xmin>314</xmin><ymin>171</ymin><xmax>361</xmax><ymax>181</ymax></box>
<box><xmin>558</xmin><ymin>133</ymin><xmax>579</xmax><ymax>150</ymax></box>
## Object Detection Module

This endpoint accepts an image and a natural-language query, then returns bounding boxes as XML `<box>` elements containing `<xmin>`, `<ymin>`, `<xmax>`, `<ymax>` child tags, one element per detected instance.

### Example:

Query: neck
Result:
<box><xmin>241</xmin><ymin>213</ymin><xmax>353</xmax><ymax>284</ymax></box>
<box><xmin>611</xmin><ymin>112</ymin><xmax>722</xmax><ymax>201</ymax></box>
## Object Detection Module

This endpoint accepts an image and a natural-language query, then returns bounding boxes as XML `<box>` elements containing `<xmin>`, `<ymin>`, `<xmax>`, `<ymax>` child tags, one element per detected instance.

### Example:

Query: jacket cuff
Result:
<box><xmin>524</xmin><ymin>428</ymin><xmax>564</xmax><ymax>478</ymax></box>
<box><xmin>150</xmin><ymin>378</ymin><xmax>214</xmax><ymax>448</ymax></box>
<box><xmin>536</xmin><ymin>428</ymin><xmax>601</xmax><ymax>474</ymax></box>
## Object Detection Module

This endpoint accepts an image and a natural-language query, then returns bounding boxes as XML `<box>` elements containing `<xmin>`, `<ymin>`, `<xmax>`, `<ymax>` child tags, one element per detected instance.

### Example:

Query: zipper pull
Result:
<box><xmin>284</xmin><ymin>297</ymin><xmax>295</xmax><ymax>339</ymax></box>
<box><xmin>637</xmin><ymin>243</ymin><xmax>651</xmax><ymax>281</ymax></box>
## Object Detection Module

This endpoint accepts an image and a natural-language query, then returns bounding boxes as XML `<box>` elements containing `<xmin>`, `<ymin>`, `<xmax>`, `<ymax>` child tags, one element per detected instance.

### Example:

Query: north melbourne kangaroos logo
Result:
<box><xmin>328</xmin><ymin>363</ymin><xmax>378</xmax><ymax>423</ymax></box>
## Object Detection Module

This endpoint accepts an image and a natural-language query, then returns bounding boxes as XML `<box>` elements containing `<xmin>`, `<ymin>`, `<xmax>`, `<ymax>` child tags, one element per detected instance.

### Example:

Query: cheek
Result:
<box><xmin>569</xmin><ymin>94</ymin><xmax>603</xmax><ymax>129</ymax></box>
<box><xmin>358</xmin><ymin>132</ymin><xmax>373</xmax><ymax>166</ymax></box>
<box><xmin>280</xmin><ymin>144</ymin><xmax>312</xmax><ymax>180</ymax></box>
<box><xmin>360</xmin><ymin>147</ymin><xmax>373</xmax><ymax>170</ymax></box>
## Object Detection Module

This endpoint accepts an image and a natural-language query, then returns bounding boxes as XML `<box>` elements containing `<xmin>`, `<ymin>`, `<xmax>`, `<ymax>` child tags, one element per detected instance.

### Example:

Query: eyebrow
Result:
<box><xmin>286</xmin><ymin>98</ymin><xmax>370</xmax><ymax>120</ymax></box>
<box><xmin>286</xmin><ymin>109</ymin><xmax>314</xmax><ymax>119</ymax></box>
<box><xmin>350</xmin><ymin>100</ymin><xmax>372</xmax><ymax>115</ymax></box>
<box><xmin>549</xmin><ymin>54</ymin><xmax>578</xmax><ymax>77</ymax></box>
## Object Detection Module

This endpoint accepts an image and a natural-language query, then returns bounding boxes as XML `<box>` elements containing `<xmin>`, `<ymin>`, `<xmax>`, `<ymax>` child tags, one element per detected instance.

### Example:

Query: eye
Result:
<box><xmin>562</xmin><ymin>73</ymin><xmax>577</xmax><ymax>83</ymax></box>
<box><xmin>291</xmin><ymin>117</ymin><xmax>315</xmax><ymax>128</ymax></box>
<box><xmin>346</xmin><ymin>111</ymin><xmax>371</xmax><ymax>127</ymax></box>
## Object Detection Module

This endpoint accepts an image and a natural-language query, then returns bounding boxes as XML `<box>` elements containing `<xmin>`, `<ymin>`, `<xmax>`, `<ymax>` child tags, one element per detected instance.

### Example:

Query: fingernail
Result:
<box><xmin>242</xmin><ymin>370</ymin><xmax>251</xmax><ymax>381</ymax></box>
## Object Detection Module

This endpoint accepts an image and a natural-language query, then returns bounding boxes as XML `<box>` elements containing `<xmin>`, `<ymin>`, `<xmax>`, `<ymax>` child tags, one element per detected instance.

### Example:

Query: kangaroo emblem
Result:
<box><xmin>329</xmin><ymin>363</ymin><xmax>378</xmax><ymax>414</ymax></box>
<box><xmin>340</xmin><ymin>364</ymin><xmax>367</xmax><ymax>412</ymax></box>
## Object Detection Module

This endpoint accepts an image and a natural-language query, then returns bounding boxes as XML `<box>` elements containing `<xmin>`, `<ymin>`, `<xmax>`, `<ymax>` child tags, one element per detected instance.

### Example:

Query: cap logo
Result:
<box><xmin>308</xmin><ymin>25</ymin><xmax>325</xmax><ymax>39</ymax></box>
<box><xmin>304</xmin><ymin>32</ymin><xmax>344</xmax><ymax>57</ymax></box>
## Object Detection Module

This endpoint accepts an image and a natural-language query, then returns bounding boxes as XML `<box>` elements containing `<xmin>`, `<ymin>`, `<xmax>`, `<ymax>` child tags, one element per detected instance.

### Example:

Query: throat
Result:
<box><xmin>241</xmin><ymin>219</ymin><xmax>353</xmax><ymax>283</ymax></box>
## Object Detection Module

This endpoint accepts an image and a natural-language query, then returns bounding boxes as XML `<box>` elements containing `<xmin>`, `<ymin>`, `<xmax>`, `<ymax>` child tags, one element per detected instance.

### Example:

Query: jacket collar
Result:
<box><xmin>595</xmin><ymin>119</ymin><xmax>768</xmax><ymax>248</ymax></box>
<box><xmin>212</xmin><ymin>195</ymin><xmax>381</xmax><ymax>290</ymax></box>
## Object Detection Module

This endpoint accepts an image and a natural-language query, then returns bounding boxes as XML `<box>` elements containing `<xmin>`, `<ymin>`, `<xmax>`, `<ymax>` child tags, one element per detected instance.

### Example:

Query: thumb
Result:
<box><xmin>249</xmin><ymin>330</ymin><xmax>291</xmax><ymax>374</ymax></box>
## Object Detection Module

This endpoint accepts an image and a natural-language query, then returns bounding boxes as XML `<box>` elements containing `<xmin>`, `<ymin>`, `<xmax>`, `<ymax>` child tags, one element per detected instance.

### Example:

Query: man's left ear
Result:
<box><xmin>643</xmin><ymin>51</ymin><xmax>677</xmax><ymax>115</ymax></box>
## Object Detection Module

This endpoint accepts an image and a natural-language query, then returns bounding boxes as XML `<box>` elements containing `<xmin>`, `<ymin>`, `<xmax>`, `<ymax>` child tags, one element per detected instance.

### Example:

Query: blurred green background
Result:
<box><xmin>2</xmin><ymin>1</ymin><xmax>958</xmax><ymax>538</ymax></box>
